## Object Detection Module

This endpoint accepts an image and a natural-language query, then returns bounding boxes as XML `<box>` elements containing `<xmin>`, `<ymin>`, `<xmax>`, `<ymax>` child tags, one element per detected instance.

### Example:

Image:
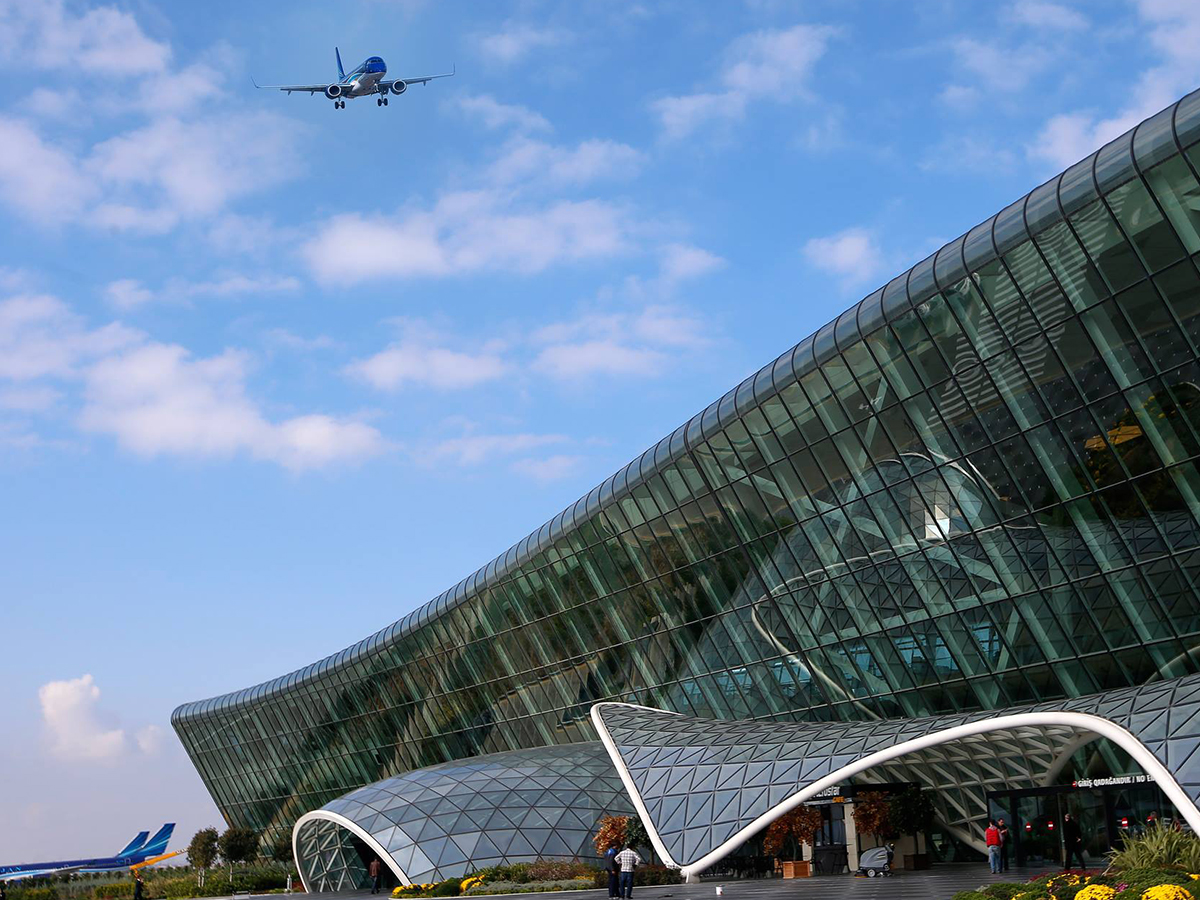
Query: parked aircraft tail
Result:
<box><xmin>115</xmin><ymin>832</ymin><xmax>150</xmax><ymax>858</ymax></box>
<box><xmin>140</xmin><ymin>825</ymin><xmax>175</xmax><ymax>857</ymax></box>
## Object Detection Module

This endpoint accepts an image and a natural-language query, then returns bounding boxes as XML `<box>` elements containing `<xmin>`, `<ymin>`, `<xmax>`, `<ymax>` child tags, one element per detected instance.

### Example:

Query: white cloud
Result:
<box><xmin>920</xmin><ymin>135</ymin><xmax>1018</xmax><ymax>174</ymax></box>
<box><xmin>88</xmin><ymin>112</ymin><xmax>303</xmax><ymax>224</ymax></box>
<box><xmin>510</xmin><ymin>453</ymin><xmax>584</xmax><ymax>482</ymax></box>
<box><xmin>1007</xmin><ymin>0</ymin><xmax>1088</xmax><ymax>31</ymax></box>
<box><xmin>533</xmin><ymin>339</ymin><xmax>665</xmax><ymax>379</ymax></box>
<box><xmin>531</xmin><ymin>305</ymin><xmax>710</xmax><ymax>380</ymax></box>
<box><xmin>939</xmin><ymin>84</ymin><xmax>982</xmax><ymax>109</ymax></box>
<box><xmin>0</xmin><ymin>116</ymin><xmax>97</xmax><ymax>222</ymax></box>
<box><xmin>803</xmin><ymin>226</ymin><xmax>886</xmax><ymax>289</ymax></box>
<box><xmin>455</xmin><ymin>94</ymin><xmax>551</xmax><ymax>133</ymax></box>
<box><xmin>79</xmin><ymin>343</ymin><xmax>385</xmax><ymax>471</ymax></box>
<box><xmin>0</xmin><ymin>1</ymin><xmax>171</xmax><ymax>77</ymax></box>
<box><xmin>0</xmin><ymin>294</ymin><xmax>139</xmax><ymax>381</ymax></box>
<box><xmin>304</xmin><ymin>192</ymin><xmax>632</xmax><ymax>285</ymax></box>
<box><xmin>347</xmin><ymin>326</ymin><xmax>508</xmax><ymax>391</ymax></box>
<box><xmin>105</xmin><ymin>279</ymin><xmax>154</xmax><ymax>311</ymax></box>
<box><xmin>476</xmin><ymin>22</ymin><xmax>571</xmax><ymax>65</ymax></box>
<box><xmin>657</xmin><ymin>243</ymin><xmax>725</xmax><ymax>287</ymax></box>
<box><xmin>38</xmin><ymin>675</ymin><xmax>126</xmax><ymax>762</ymax></box>
<box><xmin>135</xmin><ymin>725</ymin><xmax>165</xmax><ymax>756</ymax></box>
<box><xmin>265</xmin><ymin>329</ymin><xmax>338</xmax><ymax>352</ymax></box>
<box><xmin>488</xmin><ymin>137</ymin><xmax>644</xmax><ymax>187</ymax></box>
<box><xmin>0</xmin><ymin>385</ymin><xmax>60</xmax><ymax>411</ymax></box>
<box><xmin>426</xmin><ymin>431</ymin><xmax>567</xmax><ymax>466</ymax></box>
<box><xmin>653</xmin><ymin>24</ymin><xmax>835</xmax><ymax>140</ymax></box>
<box><xmin>1029</xmin><ymin>0</ymin><xmax>1200</xmax><ymax>168</ymax></box>
<box><xmin>947</xmin><ymin>37</ymin><xmax>1053</xmax><ymax>93</ymax></box>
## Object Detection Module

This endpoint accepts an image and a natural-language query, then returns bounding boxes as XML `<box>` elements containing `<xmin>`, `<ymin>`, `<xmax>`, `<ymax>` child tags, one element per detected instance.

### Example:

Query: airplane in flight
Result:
<box><xmin>254</xmin><ymin>48</ymin><xmax>453</xmax><ymax>109</ymax></box>
<box><xmin>0</xmin><ymin>824</ymin><xmax>179</xmax><ymax>882</ymax></box>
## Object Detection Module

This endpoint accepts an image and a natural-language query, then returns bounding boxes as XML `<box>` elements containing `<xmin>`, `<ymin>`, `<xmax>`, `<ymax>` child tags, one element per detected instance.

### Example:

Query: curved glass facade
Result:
<box><xmin>295</xmin><ymin>743</ymin><xmax>633</xmax><ymax>890</ymax></box>
<box><xmin>175</xmin><ymin>89</ymin><xmax>1200</xmax><ymax>855</ymax></box>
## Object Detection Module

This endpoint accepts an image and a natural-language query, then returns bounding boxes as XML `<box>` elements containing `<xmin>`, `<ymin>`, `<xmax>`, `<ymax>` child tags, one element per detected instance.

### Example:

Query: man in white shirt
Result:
<box><xmin>615</xmin><ymin>845</ymin><xmax>641</xmax><ymax>899</ymax></box>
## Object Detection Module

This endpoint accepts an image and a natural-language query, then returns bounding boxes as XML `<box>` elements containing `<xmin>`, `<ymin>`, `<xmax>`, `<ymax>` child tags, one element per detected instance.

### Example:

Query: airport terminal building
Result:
<box><xmin>175</xmin><ymin>88</ymin><xmax>1200</xmax><ymax>889</ymax></box>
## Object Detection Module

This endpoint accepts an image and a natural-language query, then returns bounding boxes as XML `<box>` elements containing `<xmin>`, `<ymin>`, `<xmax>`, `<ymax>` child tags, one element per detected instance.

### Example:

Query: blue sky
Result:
<box><xmin>1</xmin><ymin>0</ymin><xmax>1197</xmax><ymax>861</ymax></box>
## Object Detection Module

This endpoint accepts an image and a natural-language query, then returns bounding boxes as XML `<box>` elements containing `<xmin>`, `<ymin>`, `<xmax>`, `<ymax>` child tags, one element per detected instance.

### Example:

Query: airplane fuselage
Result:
<box><xmin>1</xmin><ymin>855</ymin><xmax>141</xmax><ymax>878</ymax></box>
<box><xmin>339</xmin><ymin>56</ymin><xmax>386</xmax><ymax>96</ymax></box>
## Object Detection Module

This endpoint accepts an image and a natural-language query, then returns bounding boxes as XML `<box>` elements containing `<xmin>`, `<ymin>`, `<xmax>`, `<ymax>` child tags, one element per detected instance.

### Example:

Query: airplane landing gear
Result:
<box><xmin>333</xmin><ymin>100</ymin><xmax>345</xmax><ymax>109</ymax></box>
<box><xmin>377</xmin><ymin>97</ymin><xmax>388</xmax><ymax>107</ymax></box>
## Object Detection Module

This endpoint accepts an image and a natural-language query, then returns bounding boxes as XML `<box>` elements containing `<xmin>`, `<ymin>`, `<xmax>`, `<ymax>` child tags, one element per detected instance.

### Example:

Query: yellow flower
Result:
<box><xmin>1076</xmin><ymin>885</ymin><xmax>1117</xmax><ymax>900</ymax></box>
<box><xmin>1141</xmin><ymin>886</ymin><xmax>1194</xmax><ymax>900</ymax></box>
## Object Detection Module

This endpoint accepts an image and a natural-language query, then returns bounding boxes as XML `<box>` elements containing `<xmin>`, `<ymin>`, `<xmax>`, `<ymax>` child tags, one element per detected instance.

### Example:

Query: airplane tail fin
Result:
<box><xmin>116</xmin><ymin>831</ymin><xmax>150</xmax><ymax>857</ymax></box>
<box><xmin>336</xmin><ymin>46</ymin><xmax>345</xmax><ymax>81</ymax></box>
<box><xmin>140</xmin><ymin>824</ymin><xmax>175</xmax><ymax>857</ymax></box>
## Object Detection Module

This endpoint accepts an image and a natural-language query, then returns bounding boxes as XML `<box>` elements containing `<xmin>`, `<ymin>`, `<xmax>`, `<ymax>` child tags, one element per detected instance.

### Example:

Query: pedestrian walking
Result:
<box><xmin>997</xmin><ymin>818</ymin><xmax>1011</xmax><ymax>872</ymax></box>
<box><xmin>369</xmin><ymin>858</ymin><xmax>381</xmax><ymax>894</ymax></box>
<box><xmin>1063</xmin><ymin>814</ymin><xmax>1086</xmax><ymax>870</ymax></box>
<box><xmin>603</xmin><ymin>847</ymin><xmax>619</xmax><ymax>899</ymax></box>
<box><xmin>615</xmin><ymin>843</ymin><xmax>641</xmax><ymax>899</ymax></box>
<box><xmin>985</xmin><ymin>819</ymin><xmax>1002</xmax><ymax>874</ymax></box>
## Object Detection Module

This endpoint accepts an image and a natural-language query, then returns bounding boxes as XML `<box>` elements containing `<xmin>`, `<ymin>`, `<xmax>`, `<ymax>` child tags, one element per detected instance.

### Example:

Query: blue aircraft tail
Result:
<box><xmin>116</xmin><ymin>831</ymin><xmax>150</xmax><ymax>857</ymax></box>
<box><xmin>335</xmin><ymin>47</ymin><xmax>345</xmax><ymax>81</ymax></box>
<box><xmin>139</xmin><ymin>824</ymin><xmax>175</xmax><ymax>857</ymax></box>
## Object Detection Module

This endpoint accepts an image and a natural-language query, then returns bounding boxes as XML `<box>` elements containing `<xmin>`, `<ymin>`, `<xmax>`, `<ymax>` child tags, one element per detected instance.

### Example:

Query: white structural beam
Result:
<box><xmin>590</xmin><ymin>704</ymin><xmax>1200</xmax><ymax>880</ymax></box>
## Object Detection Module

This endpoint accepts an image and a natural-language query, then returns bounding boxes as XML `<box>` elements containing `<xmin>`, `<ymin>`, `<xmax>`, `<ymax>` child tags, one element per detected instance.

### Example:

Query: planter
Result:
<box><xmin>780</xmin><ymin>861</ymin><xmax>811</xmax><ymax>878</ymax></box>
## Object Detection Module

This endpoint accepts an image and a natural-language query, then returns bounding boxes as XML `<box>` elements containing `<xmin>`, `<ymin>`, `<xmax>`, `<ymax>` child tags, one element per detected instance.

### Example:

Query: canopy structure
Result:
<box><xmin>591</xmin><ymin>674</ymin><xmax>1200</xmax><ymax>879</ymax></box>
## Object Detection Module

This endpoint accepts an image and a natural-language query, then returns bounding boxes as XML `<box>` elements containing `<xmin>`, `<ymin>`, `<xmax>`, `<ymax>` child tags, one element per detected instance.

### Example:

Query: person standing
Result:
<box><xmin>604</xmin><ymin>847</ymin><xmax>619</xmax><ymax>899</ymax></box>
<box><xmin>132</xmin><ymin>871</ymin><xmax>144</xmax><ymax>900</ymax></box>
<box><xmin>997</xmin><ymin>818</ymin><xmax>1011</xmax><ymax>872</ymax></box>
<box><xmin>369</xmin><ymin>858</ymin><xmax>381</xmax><ymax>895</ymax></box>
<box><xmin>615</xmin><ymin>843</ymin><xmax>642</xmax><ymax>899</ymax></box>
<box><xmin>1062</xmin><ymin>814</ymin><xmax>1086</xmax><ymax>871</ymax></box>
<box><xmin>985</xmin><ymin>820</ymin><xmax>1002</xmax><ymax>875</ymax></box>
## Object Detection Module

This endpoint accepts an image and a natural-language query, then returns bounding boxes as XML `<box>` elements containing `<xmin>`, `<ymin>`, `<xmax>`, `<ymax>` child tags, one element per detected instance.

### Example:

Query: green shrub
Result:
<box><xmin>1109</xmin><ymin>825</ymin><xmax>1200</xmax><ymax>873</ymax></box>
<box><xmin>983</xmin><ymin>883</ymin><xmax>1029</xmax><ymax>899</ymax></box>
<box><xmin>951</xmin><ymin>892</ymin><xmax>991</xmax><ymax>900</ymax></box>
<box><xmin>9</xmin><ymin>888</ymin><xmax>60</xmax><ymax>900</ymax></box>
<box><xmin>464</xmin><ymin>878</ymin><xmax>593</xmax><ymax>895</ymax></box>
<box><xmin>636</xmin><ymin>865</ymin><xmax>682</xmax><ymax>886</ymax></box>
<box><xmin>430</xmin><ymin>879</ymin><xmax>461</xmax><ymax>897</ymax></box>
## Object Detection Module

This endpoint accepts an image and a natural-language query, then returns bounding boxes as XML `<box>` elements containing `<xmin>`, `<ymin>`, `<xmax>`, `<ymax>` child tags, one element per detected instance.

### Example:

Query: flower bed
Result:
<box><xmin>951</xmin><ymin>869</ymin><xmax>1200</xmax><ymax>900</ymax></box>
<box><xmin>391</xmin><ymin>862</ymin><xmax>609</xmax><ymax>899</ymax></box>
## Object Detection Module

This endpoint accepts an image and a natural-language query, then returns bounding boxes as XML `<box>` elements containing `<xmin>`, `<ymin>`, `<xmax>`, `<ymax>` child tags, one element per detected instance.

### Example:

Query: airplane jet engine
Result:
<box><xmin>324</xmin><ymin>84</ymin><xmax>344</xmax><ymax>99</ymax></box>
<box><xmin>391</xmin><ymin>80</ymin><xmax>408</xmax><ymax>95</ymax></box>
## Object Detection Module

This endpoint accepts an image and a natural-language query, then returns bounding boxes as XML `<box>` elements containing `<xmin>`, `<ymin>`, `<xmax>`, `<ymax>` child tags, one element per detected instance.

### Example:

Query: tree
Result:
<box><xmin>888</xmin><ymin>788</ymin><xmax>935</xmax><ymax>849</ymax></box>
<box><xmin>187</xmin><ymin>828</ymin><xmax>219</xmax><ymax>888</ymax></box>
<box><xmin>851</xmin><ymin>791</ymin><xmax>895</xmax><ymax>848</ymax></box>
<box><xmin>268</xmin><ymin>834</ymin><xmax>294</xmax><ymax>865</ymax></box>
<box><xmin>762</xmin><ymin>806</ymin><xmax>825</xmax><ymax>862</ymax></box>
<box><xmin>218</xmin><ymin>827</ymin><xmax>260</xmax><ymax>882</ymax></box>
<box><xmin>593</xmin><ymin>815</ymin><xmax>627</xmax><ymax>854</ymax></box>
<box><xmin>625</xmin><ymin>816</ymin><xmax>652</xmax><ymax>857</ymax></box>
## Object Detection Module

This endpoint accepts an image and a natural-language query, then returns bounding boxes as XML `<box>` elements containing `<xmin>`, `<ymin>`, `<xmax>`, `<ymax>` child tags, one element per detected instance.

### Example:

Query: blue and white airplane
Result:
<box><xmin>0</xmin><ymin>824</ymin><xmax>176</xmax><ymax>882</ymax></box>
<box><xmin>254</xmin><ymin>48</ymin><xmax>453</xmax><ymax>109</ymax></box>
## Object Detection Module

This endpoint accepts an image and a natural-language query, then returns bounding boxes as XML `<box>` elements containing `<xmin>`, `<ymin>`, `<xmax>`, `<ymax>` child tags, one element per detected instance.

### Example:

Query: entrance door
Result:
<box><xmin>1015</xmin><ymin>792</ymin><xmax>1059</xmax><ymax>866</ymax></box>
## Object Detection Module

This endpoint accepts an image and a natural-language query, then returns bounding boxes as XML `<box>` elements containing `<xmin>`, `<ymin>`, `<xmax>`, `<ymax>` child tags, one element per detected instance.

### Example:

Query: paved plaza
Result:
<box><xmin>283</xmin><ymin>864</ymin><xmax>1079</xmax><ymax>900</ymax></box>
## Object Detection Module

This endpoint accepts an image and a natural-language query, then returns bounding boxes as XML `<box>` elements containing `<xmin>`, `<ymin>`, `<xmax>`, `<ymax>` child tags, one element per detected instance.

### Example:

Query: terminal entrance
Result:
<box><xmin>987</xmin><ymin>778</ymin><xmax>1179</xmax><ymax>867</ymax></box>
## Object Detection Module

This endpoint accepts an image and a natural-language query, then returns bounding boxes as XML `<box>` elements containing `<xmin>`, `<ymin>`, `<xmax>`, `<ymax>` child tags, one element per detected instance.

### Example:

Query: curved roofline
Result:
<box><xmin>172</xmin><ymin>86</ymin><xmax>1200</xmax><ymax>726</ymax></box>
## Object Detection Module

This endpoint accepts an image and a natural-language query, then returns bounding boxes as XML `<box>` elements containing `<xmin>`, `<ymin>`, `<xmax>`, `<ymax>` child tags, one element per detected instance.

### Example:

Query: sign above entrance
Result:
<box><xmin>1073</xmin><ymin>775</ymin><xmax>1150</xmax><ymax>788</ymax></box>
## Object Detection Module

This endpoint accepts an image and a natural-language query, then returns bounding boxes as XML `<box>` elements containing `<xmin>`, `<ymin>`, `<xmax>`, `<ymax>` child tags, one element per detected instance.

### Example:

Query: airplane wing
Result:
<box><xmin>251</xmin><ymin>78</ymin><xmax>335</xmax><ymax>95</ymax></box>
<box><xmin>381</xmin><ymin>67</ymin><xmax>455</xmax><ymax>90</ymax></box>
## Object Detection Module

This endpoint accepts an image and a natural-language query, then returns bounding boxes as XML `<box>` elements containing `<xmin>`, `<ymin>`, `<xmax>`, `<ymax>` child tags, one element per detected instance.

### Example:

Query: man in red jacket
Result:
<box><xmin>985</xmin><ymin>819</ymin><xmax>1003</xmax><ymax>874</ymax></box>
